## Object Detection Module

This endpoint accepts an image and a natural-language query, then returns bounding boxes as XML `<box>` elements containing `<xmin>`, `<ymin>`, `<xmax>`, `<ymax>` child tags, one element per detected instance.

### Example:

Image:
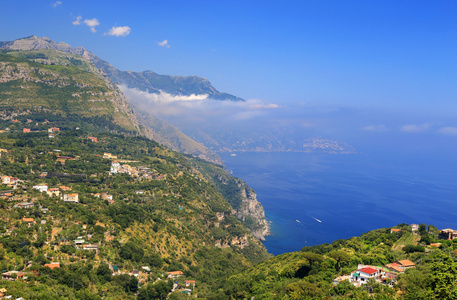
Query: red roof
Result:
<box><xmin>359</xmin><ymin>267</ymin><xmax>378</xmax><ymax>275</ymax></box>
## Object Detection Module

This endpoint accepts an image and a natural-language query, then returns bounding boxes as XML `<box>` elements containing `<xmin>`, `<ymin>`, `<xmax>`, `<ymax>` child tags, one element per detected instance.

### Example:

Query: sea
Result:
<box><xmin>220</xmin><ymin>151</ymin><xmax>457</xmax><ymax>256</ymax></box>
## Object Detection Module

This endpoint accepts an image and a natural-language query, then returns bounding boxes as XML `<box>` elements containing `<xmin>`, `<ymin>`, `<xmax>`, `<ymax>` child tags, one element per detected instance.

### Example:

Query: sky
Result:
<box><xmin>1</xmin><ymin>0</ymin><xmax>457</xmax><ymax>154</ymax></box>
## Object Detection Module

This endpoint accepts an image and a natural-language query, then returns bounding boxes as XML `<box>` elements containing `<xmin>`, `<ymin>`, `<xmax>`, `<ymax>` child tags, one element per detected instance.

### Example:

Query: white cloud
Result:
<box><xmin>83</xmin><ymin>18</ymin><xmax>100</xmax><ymax>33</ymax></box>
<box><xmin>158</xmin><ymin>40</ymin><xmax>170</xmax><ymax>48</ymax></box>
<box><xmin>400</xmin><ymin>123</ymin><xmax>430</xmax><ymax>133</ymax></box>
<box><xmin>362</xmin><ymin>125</ymin><xmax>388</xmax><ymax>132</ymax></box>
<box><xmin>438</xmin><ymin>127</ymin><xmax>457</xmax><ymax>135</ymax></box>
<box><xmin>72</xmin><ymin>16</ymin><xmax>82</xmax><ymax>25</ymax></box>
<box><xmin>106</xmin><ymin>26</ymin><xmax>132</xmax><ymax>37</ymax></box>
<box><xmin>52</xmin><ymin>1</ymin><xmax>62</xmax><ymax>7</ymax></box>
<box><xmin>119</xmin><ymin>85</ymin><xmax>280</xmax><ymax>120</ymax></box>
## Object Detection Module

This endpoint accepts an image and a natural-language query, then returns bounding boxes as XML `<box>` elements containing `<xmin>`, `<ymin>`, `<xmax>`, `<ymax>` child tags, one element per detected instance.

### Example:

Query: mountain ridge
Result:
<box><xmin>0</xmin><ymin>35</ymin><xmax>244</xmax><ymax>101</ymax></box>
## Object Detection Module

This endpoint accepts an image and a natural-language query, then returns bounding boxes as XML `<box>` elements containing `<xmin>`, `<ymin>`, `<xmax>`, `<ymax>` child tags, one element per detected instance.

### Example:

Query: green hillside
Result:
<box><xmin>0</xmin><ymin>51</ymin><xmax>139</xmax><ymax>133</ymax></box>
<box><xmin>0</xmin><ymin>116</ymin><xmax>270</xmax><ymax>299</ymax></box>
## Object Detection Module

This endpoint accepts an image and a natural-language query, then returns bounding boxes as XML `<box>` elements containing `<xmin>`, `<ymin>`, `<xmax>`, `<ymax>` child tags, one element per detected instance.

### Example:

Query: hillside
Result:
<box><xmin>0</xmin><ymin>115</ymin><xmax>271</xmax><ymax>299</ymax></box>
<box><xmin>221</xmin><ymin>223</ymin><xmax>457</xmax><ymax>299</ymax></box>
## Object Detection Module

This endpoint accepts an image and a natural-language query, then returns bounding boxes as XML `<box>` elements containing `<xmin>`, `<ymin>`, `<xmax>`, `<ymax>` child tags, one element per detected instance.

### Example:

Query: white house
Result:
<box><xmin>33</xmin><ymin>183</ymin><xmax>48</xmax><ymax>193</ymax></box>
<box><xmin>351</xmin><ymin>267</ymin><xmax>381</xmax><ymax>284</ymax></box>
<box><xmin>110</xmin><ymin>161</ymin><xmax>121</xmax><ymax>174</ymax></box>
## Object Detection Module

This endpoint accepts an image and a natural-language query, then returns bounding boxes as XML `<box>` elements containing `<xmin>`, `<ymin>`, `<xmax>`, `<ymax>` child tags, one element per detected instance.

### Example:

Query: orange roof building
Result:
<box><xmin>44</xmin><ymin>262</ymin><xmax>60</xmax><ymax>269</ymax></box>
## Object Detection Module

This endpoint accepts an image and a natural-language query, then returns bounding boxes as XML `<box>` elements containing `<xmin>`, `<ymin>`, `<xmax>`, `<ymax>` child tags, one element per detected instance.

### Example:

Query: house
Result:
<box><xmin>22</xmin><ymin>128</ymin><xmax>31</xmax><ymax>133</ymax></box>
<box><xmin>430</xmin><ymin>243</ymin><xmax>441</xmax><ymax>247</ymax></box>
<box><xmin>104</xmin><ymin>153</ymin><xmax>118</xmax><ymax>160</ymax></box>
<box><xmin>1</xmin><ymin>271</ymin><xmax>26</xmax><ymax>281</ymax></box>
<box><xmin>1</xmin><ymin>176</ymin><xmax>18</xmax><ymax>186</ymax></box>
<box><xmin>185</xmin><ymin>280</ymin><xmax>196</xmax><ymax>288</ymax></box>
<box><xmin>59</xmin><ymin>185</ymin><xmax>72</xmax><ymax>191</ymax></box>
<box><xmin>87</xmin><ymin>137</ymin><xmax>98</xmax><ymax>143</ymax></box>
<box><xmin>33</xmin><ymin>183</ymin><xmax>48</xmax><ymax>193</ymax></box>
<box><xmin>22</xmin><ymin>217</ymin><xmax>34</xmax><ymax>223</ymax></box>
<box><xmin>385</xmin><ymin>260</ymin><xmax>415</xmax><ymax>273</ymax></box>
<box><xmin>1</xmin><ymin>176</ymin><xmax>11</xmax><ymax>185</ymax></box>
<box><xmin>167</xmin><ymin>271</ymin><xmax>183</xmax><ymax>278</ymax></box>
<box><xmin>141</xmin><ymin>266</ymin><xmax>151</xmax><ymax>272</ymax></box>
<box><xmin>439</xmin><ymin>228</ymin><xmax>457</xmax><ymax>240</ymax></box>
<box><xmin>74</xmin><ymin>237</ymin><xmax>85</xmax><ymax>246</ymax></box>
<box><xmin>47</xmin><ymin>188</ymin><xmax>61</xmax><ymax>197</ymax></box>
<box><xmin>110</xmin><ymin>161</ymin><xmax>121</xmax><ymax>174</ymax></box>
<box><xmin>390</xmin><ymin>228</ymin><xmax>401</xmax><ymax>233</ymax></box>
<box><xmin>95</xmin><ymin>193</ymin><xmax>113</xmax><ymax>201</ymax></box>
<box><xmin>411</xmin><ymin>224</ymin><xmax>419</xmax><ymax>232</ymax></box>
<box><xmin>49</xmin><ymin>134</ymin><xmax>55</xmax><ymax>138</ymax></box>
<box><xmin>48</xmin><ymin>127</ymin><xmax>60</xmax><ymax>132</ymax></box>
<box><xmin>135</xmin><ymin>190</ymin><xmax>144</xmax><ymax>194</ymax></box>
<box><xmin>351</xmin><ymin>267</ymin><xmax>381</xmax><ymax>284</ymax></box>
<box><xmin>82</xmin><ymin>244</ymin><xmax>99</xmax><ymax>252</ymax></box>
<box><xmin>63</xmin><ymin>193</ymin><xmax>79</xmax><ymax>203</ymax></box>
<box><xmin>15</xmin><ymin>202</ymin><xmax>34</xmax><ymax>209</ymax></box>
<box><xmin>44</xmin><ymin>262</ymin><xmax>60</xmax><ymax>270</ymax></box>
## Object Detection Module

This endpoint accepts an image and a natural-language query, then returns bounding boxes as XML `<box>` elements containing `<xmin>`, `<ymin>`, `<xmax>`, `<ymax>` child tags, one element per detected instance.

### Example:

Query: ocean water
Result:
<box><xmin>220</xmin><ymin>151</ymin><xmax>457</xmax><ymax>256</ymax></box>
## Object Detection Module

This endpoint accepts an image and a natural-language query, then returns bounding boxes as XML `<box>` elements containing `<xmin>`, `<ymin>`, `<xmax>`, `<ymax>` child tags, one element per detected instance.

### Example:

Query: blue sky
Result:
<box><xmin>2</xmin><ymin>0</ymin><xmax>457</xmax><ymax>152</ymax></box>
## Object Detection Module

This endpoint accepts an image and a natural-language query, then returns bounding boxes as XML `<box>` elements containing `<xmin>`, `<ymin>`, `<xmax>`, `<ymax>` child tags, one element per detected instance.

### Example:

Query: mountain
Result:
<box><xmin>0</xmin><ymin>35</ymin><xmax>244</xmax><ymax>101</ymax></box>
<box><xmin>0</xmin><ymin>36</ymin><xmax>227</xmax><ymax>163</ymax></box>
<box><xmin>0</xmin><ymin>40</ymin><xmax>269</xmax><ymax>241</ymax></box>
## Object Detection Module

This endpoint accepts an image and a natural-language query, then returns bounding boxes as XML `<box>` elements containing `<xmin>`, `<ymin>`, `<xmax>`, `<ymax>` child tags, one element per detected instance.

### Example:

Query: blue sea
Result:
<box><xmin>220</xmin><ymin>151</ymin><xmax>457</xmax><ymax>256</ymax></box>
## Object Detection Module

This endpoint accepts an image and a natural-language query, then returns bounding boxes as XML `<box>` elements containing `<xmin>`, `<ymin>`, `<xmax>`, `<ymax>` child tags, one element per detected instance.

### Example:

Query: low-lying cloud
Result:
<box><xmin>120</xmin><ymin>85</ymin><xmax>280</xmax><ymax>120</ymax></box>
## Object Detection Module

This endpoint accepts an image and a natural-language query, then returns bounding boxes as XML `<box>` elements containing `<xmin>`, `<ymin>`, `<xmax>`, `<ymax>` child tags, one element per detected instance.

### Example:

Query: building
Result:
<box><xmin>44</xmin><ymin>262</ymin><xmax>60</xmax><ymax>270</ymax></box>
<box><xmin>385</xmin><ymin>260</ymin><xmax>415</xmax><ymax>273</ymax></box>
<box><xmin>110</xmin><ymin>161</ymin><xmax>121</xmax><ymax>174</ymax></box>
<box><xmin>59</xmin><ymin>185</ymin><xmax>72</xmax><ymax>191</ymax></box>
<box><xmin>33</xmin><ymin>183</ymin><xmax>48</xmax><ymax>193</ymax></box>
<box><xmin>82</xmin><ymin>244</ymin><xmax>99</xmax><ymax>252</ymax></box>
<box><xmin>411</xmin><ymin>224</ymin><xmax>419</xmax><ymax>232</ymax></box>
<box><xmin>104</xmin><ymin>153</ymin><xmax>118</xmax><ymax>160</ymax></box>
<box><xmin>22</xmin><ymin>217</ymin><xmax>34</xmax><ymax>223</ymax></box>
<box><xmin>74</xmin><ymin>237</ymin><xmax>85</xmax><ymax>246</ymax></box>
<box><xmin>185</xmin><ymin>280</ymin><xmax>196</xmax><ymax>288</ymax></box>
<box><xmin>390</xmin><ymin>228</ymin><xmax>401</xmax><ymax>233</ymax></box>
<box><xmin>87</xmin><ymin>136</ymin><xmax>98</xmax><ymax>143</ymax></box>
<box><xmin>167</xmin><ymin>271</ymin><xmax>183</xmax><ymax>278</ymax></box>
<box><xmin>47</xmin><ymin>188</ymin><xmax>61</xmax><ymax>197</ymax></box>
<box><xmin>23</xmin><ymin>128</ymin><xmax>31</xmax><ymax>133</ymax></box>
<box><xmin>2</xmin><ymin>271</ymin><xmax>26</xmax><ymax>281</ymax></box>
<box><xmin>439</xmin><ymin>228</ymin><xmax>457</xmax><ymax>240</ymax></box>
<box><xmin>63</xmin><ymin>193</ymin><xmax>79</xmax><ymax>203</ymax></box>
<box><xmin>351</xmin><ymin>267</ymin><xmax>381</xmax><ymax>284</ymax></box>
<box><xmin>15</xmin><ymin>202</ymin><xmax>34</xmax><ymax>209</ymax></box>
<box><xmin>48</xmin><ymin>127</ymin><xmax>60</xmax><ymax>132</ymax></box>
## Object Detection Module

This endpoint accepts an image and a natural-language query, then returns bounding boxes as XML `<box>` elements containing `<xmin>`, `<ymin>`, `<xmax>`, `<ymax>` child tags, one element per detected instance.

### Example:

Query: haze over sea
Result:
<box><xmin>221</xmin><ymin>151</ymin><xmax>457</xmax><ymax>256</ymax></box>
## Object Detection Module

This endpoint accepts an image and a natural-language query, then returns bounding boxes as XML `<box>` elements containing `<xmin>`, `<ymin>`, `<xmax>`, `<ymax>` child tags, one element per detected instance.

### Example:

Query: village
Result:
<box><xmin>333</xmin><ymin>223</ymin><xmax>457</xmax><ymax>290</ymax></box>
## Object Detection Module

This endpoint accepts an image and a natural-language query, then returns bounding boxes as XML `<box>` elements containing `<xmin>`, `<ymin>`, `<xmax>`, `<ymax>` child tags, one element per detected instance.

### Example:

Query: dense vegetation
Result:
<box><xmin>0</xmin><ymin>115</ymin><xmax>270</xmax><ymax>299</ymax></box>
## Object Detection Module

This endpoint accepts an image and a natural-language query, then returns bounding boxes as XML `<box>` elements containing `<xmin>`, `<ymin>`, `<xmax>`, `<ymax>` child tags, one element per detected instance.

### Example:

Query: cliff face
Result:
<box><xmin>232</xmin><ymin>187</ymin><xmax>271</xmax><ymax>241</ymax></box>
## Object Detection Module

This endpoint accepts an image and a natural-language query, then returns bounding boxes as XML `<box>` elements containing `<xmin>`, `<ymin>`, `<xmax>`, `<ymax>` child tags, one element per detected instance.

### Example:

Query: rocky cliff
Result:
<box><xmin>232</xmin><ymin>187</ymin><xmax>271</xmax><ymax>241</ymax></box>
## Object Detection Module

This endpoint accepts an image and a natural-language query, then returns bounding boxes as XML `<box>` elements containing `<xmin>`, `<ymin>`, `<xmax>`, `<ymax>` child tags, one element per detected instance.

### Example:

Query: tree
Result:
<box><xmin>96</xmin><ymin>263</ymin><xmax>112</xmax><ymax>284</ymax></box>
<box><xmin>328</xmin><ymin>250</ymin><xmax>351</xmax><ymax>272</ymax></box>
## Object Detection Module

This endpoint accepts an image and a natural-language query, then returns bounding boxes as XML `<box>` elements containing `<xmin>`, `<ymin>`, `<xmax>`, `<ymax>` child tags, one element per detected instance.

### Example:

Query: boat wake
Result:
<box><xmin>310</xmin><ymin>216</ymin><xmax>322</xmax><ymax>223</ymax></box>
